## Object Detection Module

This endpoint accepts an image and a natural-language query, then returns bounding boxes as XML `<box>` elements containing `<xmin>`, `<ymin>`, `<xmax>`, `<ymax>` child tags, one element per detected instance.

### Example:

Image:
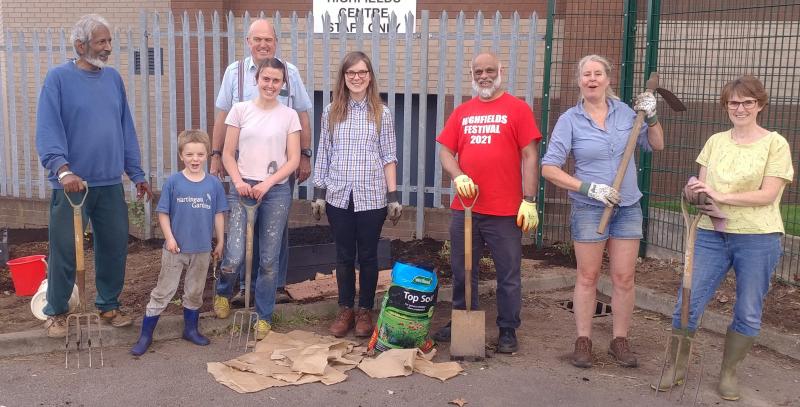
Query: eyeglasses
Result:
<box><xmin>345</xmin><ymin>70</ymin><xmax>369</xmax><ymax>79</ymax></box>
<box><xmin>726</xmin><ymin>99</ymin><xmax>758</xmax><ymax>110</ymax></box>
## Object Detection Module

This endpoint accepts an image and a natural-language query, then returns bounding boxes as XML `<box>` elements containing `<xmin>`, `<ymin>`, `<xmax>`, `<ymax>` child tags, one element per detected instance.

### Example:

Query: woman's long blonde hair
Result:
<box><xmin>328</xmin><ymin>51</ymin><xmax>384</xmax><ymax>133</ymax></box>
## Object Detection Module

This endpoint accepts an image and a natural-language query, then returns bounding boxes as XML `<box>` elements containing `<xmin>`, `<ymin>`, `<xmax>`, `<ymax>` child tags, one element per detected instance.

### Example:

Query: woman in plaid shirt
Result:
<box><xmin>311</xmin><ymin>51</ymin><xmax>402</xmax><ymax>338</ymax></box>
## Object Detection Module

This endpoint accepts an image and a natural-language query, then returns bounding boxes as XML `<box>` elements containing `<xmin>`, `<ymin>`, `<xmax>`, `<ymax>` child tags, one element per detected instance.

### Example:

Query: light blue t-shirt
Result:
<box><xmin>156</xmin><ymin>172</ymin><xmax>229</xmax><ymax>253</ymax></box>
<box><xmin>215</xmin><ymin>56</ymin><xmax>312</xmax><ymax>113</ymax></box>
<box><xmin>541</xmin><ymin>98</ymin><xmax>651</xmax><ymax>207</ymax></box>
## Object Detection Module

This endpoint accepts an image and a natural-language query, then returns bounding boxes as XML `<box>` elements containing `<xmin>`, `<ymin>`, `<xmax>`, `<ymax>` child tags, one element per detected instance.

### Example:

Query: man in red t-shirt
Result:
<box><xmin>434</xmin><ymin>53</ymin><xmax>542</xmax><ymax>353</ymax></box>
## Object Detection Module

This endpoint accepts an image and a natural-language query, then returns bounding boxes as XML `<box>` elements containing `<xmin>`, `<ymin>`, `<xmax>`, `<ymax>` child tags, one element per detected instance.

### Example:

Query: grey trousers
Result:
<box><xmin>145</xmin><ymin>249</ymin><xmax>211</xmax><ymax>316</ymax></box>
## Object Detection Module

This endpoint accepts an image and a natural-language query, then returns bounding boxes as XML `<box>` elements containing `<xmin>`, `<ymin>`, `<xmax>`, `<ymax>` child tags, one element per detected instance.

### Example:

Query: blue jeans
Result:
<box><xmin>219</xmin><ymin>181</ymin><xmax>291</xmax><ymax>321</ymax></box>
<box><xmin>672</xmin><ymin>229</ymin><xmax>783</xmax><ymax>337</ymax></box>
<box><xmin>230</xmin><ymin>174</ymin><xmax>294</xmax><ymax>292</ymax></box>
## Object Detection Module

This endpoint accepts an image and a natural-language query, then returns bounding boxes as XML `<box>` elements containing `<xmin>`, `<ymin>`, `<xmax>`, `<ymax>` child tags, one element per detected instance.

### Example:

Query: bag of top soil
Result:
<box><xmin>368</xmin><ymin>262</ymin><xmax>438</xmax><ymax>353</ymax></box>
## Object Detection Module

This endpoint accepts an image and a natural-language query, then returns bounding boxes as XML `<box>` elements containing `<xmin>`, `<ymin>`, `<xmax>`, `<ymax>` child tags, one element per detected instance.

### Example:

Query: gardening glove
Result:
<box><xmin>580</xmin><ymin>182</ymin><xmax>620</xmax><ymax>208</ymax></box>
<box><xmin>311</xmin><ymin>187</ymin><xmax>326</xmax><ymax>221</ymax></box>
<box><xmin>633</xmin><ymin>91</ymin><xmax>658</xmax><ymax>127</ymax></box>
<box><xmin>386</xmin><ymin>191</ymin><xmax>403</xmax><ymax>225</ymax></box>
<box><xmin>516</xmin><ymin>198</ymin><xmax>539</xmax><ymax>233</ymax></box>
<box><xmin>454</xmin><ymin>174</ymin><xmax>477</xmax><ymax>199</ymax></box>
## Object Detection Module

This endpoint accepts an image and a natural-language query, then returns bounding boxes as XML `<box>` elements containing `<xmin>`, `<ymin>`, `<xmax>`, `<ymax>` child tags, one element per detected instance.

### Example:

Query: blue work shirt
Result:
<box><xmin>541</xmin><ymin>98</ymin><xmax>651</xmax><ymax>207</ymax></box>
<box><xmin>215</xmin><ymin>56</ymin><xmax>312</xmax><ymax>113</ymax></box>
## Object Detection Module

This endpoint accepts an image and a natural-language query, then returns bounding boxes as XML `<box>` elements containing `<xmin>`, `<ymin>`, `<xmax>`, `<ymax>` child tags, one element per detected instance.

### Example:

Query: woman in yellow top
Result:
<box><xmin>654</xmin><ymin>76</ymin><xmax>794</xmax><ymax>400</ymax></box>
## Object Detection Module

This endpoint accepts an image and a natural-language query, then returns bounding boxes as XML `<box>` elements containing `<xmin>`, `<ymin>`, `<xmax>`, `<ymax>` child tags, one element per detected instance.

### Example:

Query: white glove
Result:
<box><xmin>633</xmin><ymin>92</ymin><xmax>658</xmax><ymax>126</ymax></box>
<box><xmin>581</xmin><ymin>182</ymin><xmax>620</xmax><ymax>208</ymax></box>
<box><xmin>311</xmin><ymin>188</ymin><xmax>326</xmax><ymax>221</ymax></box>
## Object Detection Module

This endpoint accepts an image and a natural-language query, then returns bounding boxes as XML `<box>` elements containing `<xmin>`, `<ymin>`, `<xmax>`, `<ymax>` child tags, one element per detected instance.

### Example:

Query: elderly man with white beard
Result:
<box><xmin>36</xmin><ymin>14</ymin><xmax>152</xmax><ymax>338</ymax></box>
<box><xmin>433</xmin><ymin>53</ymin><xmax>542</xmax><ymax>353</ymax></box>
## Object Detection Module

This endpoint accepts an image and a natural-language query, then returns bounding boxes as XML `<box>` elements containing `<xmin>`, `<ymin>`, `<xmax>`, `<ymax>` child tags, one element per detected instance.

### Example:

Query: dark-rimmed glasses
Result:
<box><xmin>726</xmin><ymin>99</ymin><xmax>758</xmax><ymax>110</ymax></box>
<box><xmin>345</xmin><ymin>70</ymin><xmax>369</xmax><ymax>79</ymax></box>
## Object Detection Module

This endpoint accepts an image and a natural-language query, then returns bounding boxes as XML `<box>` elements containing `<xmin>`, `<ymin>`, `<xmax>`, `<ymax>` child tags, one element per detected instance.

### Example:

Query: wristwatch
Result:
<box><xmin>210</xmin><ymin>150</ymin><xmax>222</xmax><ymax>158</ymax></box>
<box><xmin>300</xmin><ymin>148</ymin><xmax>313</xmax><ymax>158</ymax></box>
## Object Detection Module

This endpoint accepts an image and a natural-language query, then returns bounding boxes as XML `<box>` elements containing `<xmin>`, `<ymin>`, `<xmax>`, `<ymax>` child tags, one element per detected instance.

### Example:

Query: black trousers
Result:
<box><xmin>326</xmin><ymin>198</ymin><xmax>387</xmax><ymax>309</ymax></box>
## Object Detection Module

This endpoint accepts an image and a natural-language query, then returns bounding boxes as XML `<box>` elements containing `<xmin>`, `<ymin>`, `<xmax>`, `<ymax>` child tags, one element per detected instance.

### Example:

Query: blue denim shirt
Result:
<box><xmin>541</xmin><ymin>98</ymin><xmax>651</xmax><ymax>207</ymax></box>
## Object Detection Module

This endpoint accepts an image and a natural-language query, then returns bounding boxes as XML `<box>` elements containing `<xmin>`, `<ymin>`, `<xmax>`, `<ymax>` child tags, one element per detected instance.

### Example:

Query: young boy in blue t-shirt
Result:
<box><xmin>131</xmin><ymin>129</ymin><xmax>228</xmax><ymax>356</ymax></box>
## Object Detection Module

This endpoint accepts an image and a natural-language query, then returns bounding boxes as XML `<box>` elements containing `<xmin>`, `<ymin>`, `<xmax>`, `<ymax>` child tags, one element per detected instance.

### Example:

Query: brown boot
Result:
<box><xmin>354</xmin><ymin>308</ymin><xmax>374</xmax><ymax>337</ymax></box>
<box><xmin>609</xmin><ymin>337</ymin><xmax>638</xmax><ymax>367</ymax></box>
<box><xmin>571</xmin><ymin>336</ymin><xmax>593</xmax><ymax>368</ymax></box>
<box><xmin>329</xmin><ymin>307</ymin><xmax>354</xmax><ymax>337</ymax></box>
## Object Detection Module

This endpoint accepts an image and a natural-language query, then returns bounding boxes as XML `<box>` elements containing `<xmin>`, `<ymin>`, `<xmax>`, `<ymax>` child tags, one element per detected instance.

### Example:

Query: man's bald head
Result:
<box><xmin>247</xmin><ymin>19</ymin><xmax>278</xmax><ymax>63</ymax></box>
<box><xmin>470</xmin><ymin>53</ymin><xmax>504</xmax><ymax>100</ymax></box>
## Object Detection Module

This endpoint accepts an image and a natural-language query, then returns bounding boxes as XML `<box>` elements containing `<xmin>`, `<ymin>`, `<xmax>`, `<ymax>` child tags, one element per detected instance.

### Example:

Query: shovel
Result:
<box><xmin>229</xmin><ymin>198</ymin><xmax>260</xmax><ymax>352</ymax></box>
<box><xmin>63</xmin><ymin>184</ymin><xmax>104</xmax><ymax>368</ymax></box>
<box><xmin>450</xmin><ymin>188</ymin><xmax>485</xmax><ymax>360</ymax></box>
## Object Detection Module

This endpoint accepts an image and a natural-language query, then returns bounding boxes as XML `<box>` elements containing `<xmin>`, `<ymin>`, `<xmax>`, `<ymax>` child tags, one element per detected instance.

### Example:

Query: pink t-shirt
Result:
<box><xmin>225</xmin><ymin>101</ymin><xmax>301</xmax><ymax>183</ymax></box>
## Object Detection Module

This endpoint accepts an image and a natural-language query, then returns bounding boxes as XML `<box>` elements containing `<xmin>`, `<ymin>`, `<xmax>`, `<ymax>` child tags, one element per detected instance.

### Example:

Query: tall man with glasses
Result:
<box><xmin>210</xmin><ymin>18</ymin><xmax>313</xmax><ymax>318</ymax></box>
<box><xmin>433</xmin><ymin>53</ymin><xmax>542</xmax><ymax>353</ymax></box>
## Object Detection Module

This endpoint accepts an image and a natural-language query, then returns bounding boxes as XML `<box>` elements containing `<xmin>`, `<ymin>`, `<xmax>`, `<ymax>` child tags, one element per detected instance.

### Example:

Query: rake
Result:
<box><xmin>64</xmin><ymin>185</ymin><xmax>104</xmax><ymax>369</ymax></box>
<box><xmin>229</xmin><ymin>198</ymin><xmax>259</xmax><ymax>352</ymax></box>
<box><xmin>653</xmin><ymin>192</ymin><xmax>706</xmax><ymax>403</ymax></box>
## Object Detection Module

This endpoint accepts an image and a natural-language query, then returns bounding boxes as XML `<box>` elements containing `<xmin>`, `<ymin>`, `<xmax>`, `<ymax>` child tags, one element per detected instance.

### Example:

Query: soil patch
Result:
<box><xmin>1</xmin><ymin>230</ymin><xmax>798</xmax><ymax>337</ymax></box>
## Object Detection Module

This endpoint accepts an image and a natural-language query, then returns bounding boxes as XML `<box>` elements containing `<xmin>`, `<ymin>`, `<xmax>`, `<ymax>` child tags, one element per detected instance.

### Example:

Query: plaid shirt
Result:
<box><xmin>313</xmin><ymin>99</ymin><xmax>397</xmax><ymax>211</ymax></box>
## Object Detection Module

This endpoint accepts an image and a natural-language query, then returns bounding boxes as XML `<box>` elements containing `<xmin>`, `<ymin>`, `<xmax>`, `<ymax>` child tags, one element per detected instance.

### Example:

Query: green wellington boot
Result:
<box><xmin>652</xmin><ymin>328</ymin><xmax>695</xmax><ymax>391</ymax></box>
<box><xmin>718</xmin><ymin>329</ymin><xmax>756</xmax><ymax>401</ymax></box>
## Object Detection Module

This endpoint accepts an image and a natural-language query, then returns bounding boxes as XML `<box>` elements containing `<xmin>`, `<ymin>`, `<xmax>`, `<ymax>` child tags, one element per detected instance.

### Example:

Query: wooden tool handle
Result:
<box><xmin>243</xmin><ymin>203</ymin><xmax>257</xmax><ymax>310</ymax></box>
<box><xmin>596</xmin><ymin>73</ymin><xmax>660</xmax><ymax>234</ymax></box>
<box><xmin>73</xmin><ymin>207</ymin><xmax>86</xmax><ymax>312</ymax></box>
<box><xmin>464</xmin><ymin>207</ymin><xmax>472</xmax><ymax>311</ymax></box>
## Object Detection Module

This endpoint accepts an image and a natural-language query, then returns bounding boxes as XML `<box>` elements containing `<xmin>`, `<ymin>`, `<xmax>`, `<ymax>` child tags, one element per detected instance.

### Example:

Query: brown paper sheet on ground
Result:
<box><xmin>209</xmin><ymin>329</ymin><xmax>461</xmax><ymax>393</ymax></box>
<box><xmin>357</xmin><ymin>348</ymin><xmax>463</xmax><ymax>381</ymax></box>
<box><xmin>285</xmin><ymin>269</ymin><xmax>393</xmax><ymax>301</ymax></box>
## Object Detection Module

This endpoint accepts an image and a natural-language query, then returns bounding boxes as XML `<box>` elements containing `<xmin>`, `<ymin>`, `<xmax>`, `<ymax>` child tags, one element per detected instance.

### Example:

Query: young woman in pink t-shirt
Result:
<box><xmin>218</xmin><ymin>58</ymin><xmax>301</xmax><ymax>339</ymax></box>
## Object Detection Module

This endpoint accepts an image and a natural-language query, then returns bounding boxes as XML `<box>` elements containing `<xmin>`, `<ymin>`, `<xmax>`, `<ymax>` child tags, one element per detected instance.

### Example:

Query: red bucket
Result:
<box><xmin>7</xmin><ymin>255</ymin><xmax>47</xmax><ymax>296</ymax></box>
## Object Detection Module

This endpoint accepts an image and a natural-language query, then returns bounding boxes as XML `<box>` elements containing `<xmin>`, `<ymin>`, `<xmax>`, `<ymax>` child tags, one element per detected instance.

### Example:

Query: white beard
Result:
<box><xmin>83</xmin><ymin>55</ymin><xmax>107</xmax><ymax>69</ymax></box>
<box><xmin>472</xmin><ymin>74</ymin><xmax>502</xmax><ymax>99</ymax></box>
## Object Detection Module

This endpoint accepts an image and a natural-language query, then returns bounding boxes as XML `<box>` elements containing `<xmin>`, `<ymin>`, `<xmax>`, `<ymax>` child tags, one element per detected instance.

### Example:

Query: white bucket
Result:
<box><xmin>30</xmin><ymin>279</ymin><xmax>79</xmax><ymax>321</ymax></box>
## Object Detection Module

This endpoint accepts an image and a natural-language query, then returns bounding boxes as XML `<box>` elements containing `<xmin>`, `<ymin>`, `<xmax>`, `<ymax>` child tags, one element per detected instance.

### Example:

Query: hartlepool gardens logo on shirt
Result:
<box><xmin>176</xmin><ymin>196</ymin><xmax>211</xmax><ymax>210</ymax></box>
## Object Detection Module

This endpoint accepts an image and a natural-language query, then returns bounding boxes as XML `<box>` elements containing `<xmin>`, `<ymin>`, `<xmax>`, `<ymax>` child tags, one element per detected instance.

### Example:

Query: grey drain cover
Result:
<box><xmin>555</xmin><ymin>299</ymin><xmax>612</xmax><ymax>317</ymax></box>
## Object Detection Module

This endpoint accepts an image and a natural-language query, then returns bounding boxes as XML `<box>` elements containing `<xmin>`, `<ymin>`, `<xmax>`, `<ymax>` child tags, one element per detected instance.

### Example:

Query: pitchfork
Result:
<box><xmin>64</xmin><ymin>185</ymin><xmax>104</xmax><ymax>369</ymax></box>
<box><xmin>653</xmin><ymin>192</ymin><xmax>707</xmax><ymax>403</ymax></box>
<box><xmin>229</xmin><ymin>198</ymin><xmax>259</xmax><ymax>352</ymax></box>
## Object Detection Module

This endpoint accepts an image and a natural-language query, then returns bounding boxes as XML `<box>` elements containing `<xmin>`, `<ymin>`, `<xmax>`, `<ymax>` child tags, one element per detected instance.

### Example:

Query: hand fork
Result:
<box><xmin>63</xmin><ymin>185</ymin><xmax>104</xmax><ymax>369</ymax></box>
<box><xmin>229</xmin><ymin>198</ymin><xmax>260</xmax><ymax>352</ymax></box>
<box><xmin>654</xmin><ymin>193</ymin><xmax>706</xmax><ymax>403</ymax></box>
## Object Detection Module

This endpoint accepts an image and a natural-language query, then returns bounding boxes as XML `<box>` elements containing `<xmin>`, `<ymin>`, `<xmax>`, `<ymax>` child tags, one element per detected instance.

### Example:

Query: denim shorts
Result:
<box><xmin>570</xmin><ymin>201</ymin><xmax>643</xmax><ymax>242</ymax></box>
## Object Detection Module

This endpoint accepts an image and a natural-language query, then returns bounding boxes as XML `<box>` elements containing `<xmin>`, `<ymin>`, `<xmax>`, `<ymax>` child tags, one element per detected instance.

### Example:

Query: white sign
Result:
<box><xmin>312</xmin><ymin>0</ymin><xmax>416</xmax><ymax>34</ymax></box>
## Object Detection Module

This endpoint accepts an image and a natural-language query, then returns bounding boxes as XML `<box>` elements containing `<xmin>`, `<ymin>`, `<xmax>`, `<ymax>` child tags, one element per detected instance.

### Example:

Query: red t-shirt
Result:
<box><xmin>436</xmin><ymin>93</ymin><xmax>542</xmax><ymax>216</ymax></box>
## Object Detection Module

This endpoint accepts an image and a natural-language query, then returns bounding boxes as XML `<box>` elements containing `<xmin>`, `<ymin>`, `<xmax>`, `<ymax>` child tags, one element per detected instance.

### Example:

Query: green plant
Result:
<box><xmin>553</xmin><ymin>241</ymin><xmax>575</xmax><ymax>260</ymax></box>
<box><xmin>128</xmin><ymin>201</ymin><xmax>146</xmax><ymax>229</ymax></box>
<box><xmin>479</xmin><ymin>256</ymin><xmax>495</xmax><ymax>270</ymax></box>
<box><xmin>438</xmin><ymin>240</ymin><xmax>451</xmax><ymax>262</ymax></box>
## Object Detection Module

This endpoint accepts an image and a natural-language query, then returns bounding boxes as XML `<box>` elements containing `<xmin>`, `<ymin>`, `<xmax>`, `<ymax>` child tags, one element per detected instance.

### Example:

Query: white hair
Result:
<box><xmin>70</xmin><ymin>14</ymin><xmax>110</xmax><ymax>57</ymax></box>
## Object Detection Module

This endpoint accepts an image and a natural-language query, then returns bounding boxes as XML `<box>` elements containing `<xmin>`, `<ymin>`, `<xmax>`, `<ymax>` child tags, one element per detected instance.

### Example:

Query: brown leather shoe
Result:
<box><xmin>354</xmin><ymin>308</ymin><xmax>374</xmax><ymax>338</ymax></box>
<box><xmin>329</xmin><ymin>307</ymin><xmax>354</xmax><ymax>337</ymax></box>
<box><xmin>608</xmin><ymin>336</ymin><xmax>638</xmax><ymax>367</ymax></box>
<box><xmin>571</xmin><ymin>336</ymin><xmax>593</xmax><ymax>368</ymax></box>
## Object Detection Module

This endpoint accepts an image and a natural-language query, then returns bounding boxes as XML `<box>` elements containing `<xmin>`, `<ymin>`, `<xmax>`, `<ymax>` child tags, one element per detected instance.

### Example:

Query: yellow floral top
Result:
<box><xmin>696</xmin><ymin>130</ymin><xmax>794</xmax><ymax>234</ymax></box>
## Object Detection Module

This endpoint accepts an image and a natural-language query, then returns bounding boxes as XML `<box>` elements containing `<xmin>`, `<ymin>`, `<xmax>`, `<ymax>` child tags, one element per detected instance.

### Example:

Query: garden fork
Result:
<box><xmin>654</xmin><ymin>192</ymin><xmax>706</xmax><ymax>404</ymax></box>
<box><xmin>229</xmin><ymin>198</ymin><xmax>259</xmax><ymax>352</ymax></box>
<box><xmin>64</xmin><ymin>185</ymin><xmax>104</xmax><ymax>369</ymax></box>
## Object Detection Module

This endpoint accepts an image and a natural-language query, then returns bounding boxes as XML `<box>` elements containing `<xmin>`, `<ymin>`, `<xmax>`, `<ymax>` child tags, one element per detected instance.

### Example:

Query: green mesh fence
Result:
<box><xmin>540</xmin><ymin>0</ymin><xmax>799</xmax><ymax>285</ymax></box>
<box><xmin>643</xmin><ymin>0</ymin><xmax>800</xmax><ymax>284</ymax></box>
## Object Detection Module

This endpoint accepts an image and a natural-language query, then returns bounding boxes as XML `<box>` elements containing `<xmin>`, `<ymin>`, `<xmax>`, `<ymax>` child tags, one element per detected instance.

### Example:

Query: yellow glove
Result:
<box><xmin>516</xmin><ymin>199</ymin><xmax>539</xmax><ymax>233</ymax></box>
<box><xmin>454</xmin><ymin>174</ymin><xmax>477</xmax><ymax>199</ymax></box>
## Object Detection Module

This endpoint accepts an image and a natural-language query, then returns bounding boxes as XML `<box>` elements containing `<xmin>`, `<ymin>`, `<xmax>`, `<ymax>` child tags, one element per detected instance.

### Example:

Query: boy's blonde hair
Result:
<box><xmin>177</xmin><ymin>129</ymin><xmax>211</xmax><ymax>154</ymax></box>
